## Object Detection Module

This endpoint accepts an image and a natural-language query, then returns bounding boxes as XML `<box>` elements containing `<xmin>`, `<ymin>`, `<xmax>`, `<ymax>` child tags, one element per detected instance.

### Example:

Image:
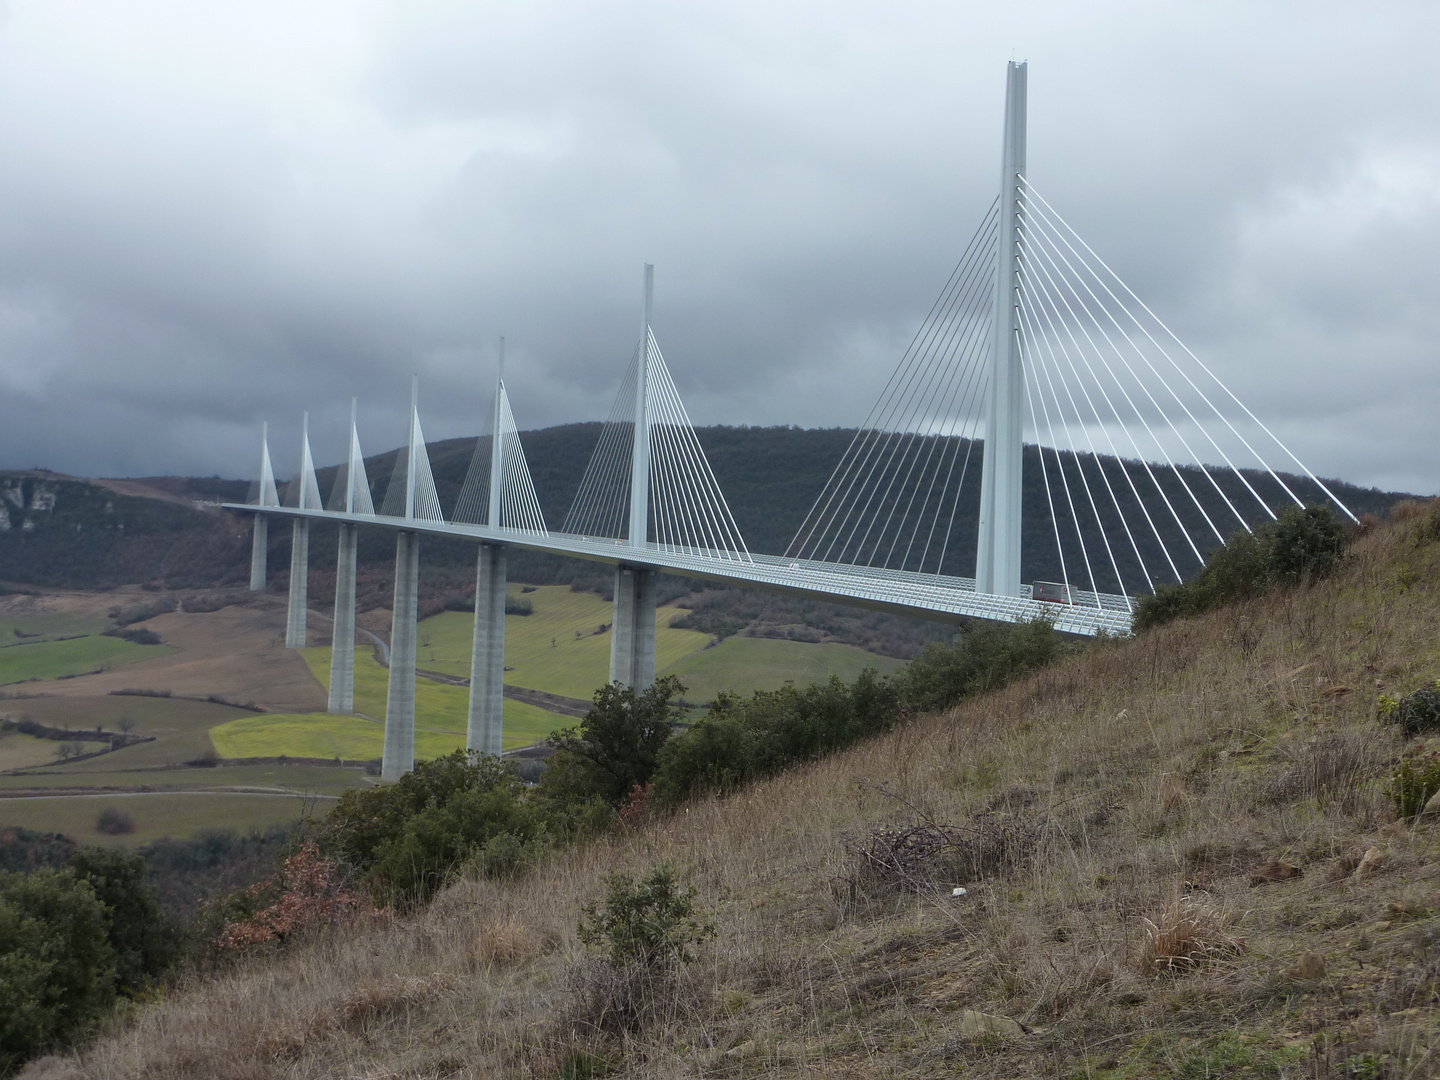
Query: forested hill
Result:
<box><xmin>0</xmin><ymin>427</ymin><xmax>1410</xmax><ymax>592</ymax></box>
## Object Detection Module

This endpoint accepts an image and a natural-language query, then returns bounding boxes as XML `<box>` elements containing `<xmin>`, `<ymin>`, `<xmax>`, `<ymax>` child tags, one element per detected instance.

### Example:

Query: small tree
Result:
<box><xmin>117</xmin><ymin>715</ymin><xmax>136</xmax><ymax>736</ymax></box>
<box><xmin>544</xmin><ymin>676</ymin><xmax>684</xmax><ymax>806</ymax></box>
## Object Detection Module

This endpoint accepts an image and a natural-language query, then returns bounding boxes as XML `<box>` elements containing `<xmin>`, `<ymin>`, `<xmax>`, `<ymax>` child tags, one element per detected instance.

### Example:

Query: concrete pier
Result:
<box><xmin>249</xmin><ymin>514</ymin><xmax>268</xmax><ymax>591</ymax></box>
<box><xmin>284</xmin><ymin>519</ymin><xmax>309</xmax><ymax>648</ymax></box>
<box><xmin>328</xmin><ymin>522</ymin><xmax>357</xmax><ymax>714</ymax></box>
<box><xmin>382</xmin><ymin>531</ymin><xmax>419</xmax><ymax>781</ymax></box>
<box><xmin>609</xmin><ymin>565</ymin><xmax>656</xmax><ymax>690</ymax></box>
<box><xmin>467</xmin><ymin>543</ymin><xmax>506</xmax><ymax>755</ymax></box>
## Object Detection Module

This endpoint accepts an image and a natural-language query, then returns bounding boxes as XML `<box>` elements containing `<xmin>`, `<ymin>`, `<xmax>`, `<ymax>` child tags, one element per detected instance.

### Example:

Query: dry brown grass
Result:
<box><xmin>22</xmin><ymin>502</ymin><xmax>1440</xmax><ymax>1078</ymax></box>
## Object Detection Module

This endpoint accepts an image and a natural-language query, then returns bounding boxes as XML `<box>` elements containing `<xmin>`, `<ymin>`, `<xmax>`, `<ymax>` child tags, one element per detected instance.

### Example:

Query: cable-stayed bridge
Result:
<box><xmin>224</xmin><ymin>62</ymin><xmax>1353</xmax><ymax>779</ymax></box>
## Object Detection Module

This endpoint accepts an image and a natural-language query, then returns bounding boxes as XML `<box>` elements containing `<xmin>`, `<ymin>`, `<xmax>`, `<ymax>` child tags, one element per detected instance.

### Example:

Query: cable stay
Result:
<box><xmin>790</xmin><ymin>174</ymin><xmax>1352</xmax><ymax>606</ymax></box>
<box><xmin>248</xmin><ymin>423</ymin><xmax>281</xmax><ymax>508</ymax></box>
<box><xmin>283</xmin><ymin>417</ymin><xmax>325</xmax><ymax>511</ymax></box>
<box><xmin>452</xmin><ymin>381</ymin><xmax>548</xmax><ymax>534</ymax></box>
<box><xmin>563</xmin><ymin>332</ymin><xmax>751</xmax><ymax>562</ymax></box>
<box><xmin>327</xmin><ymin>411</ymin><xmax>375</xmax><ymax>516</ymax></box>
<box><xmin>379</xmin><ymin>400</ymin><xmax>445</xmax><ymax>523</ymax></box>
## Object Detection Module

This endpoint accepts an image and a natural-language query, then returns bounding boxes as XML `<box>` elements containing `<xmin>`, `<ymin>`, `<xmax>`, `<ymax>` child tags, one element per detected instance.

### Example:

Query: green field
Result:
<box><xmin>0</xmin><ymin>728</ymin><xmax>62</xmax><ymax>771</ymax></box>
<box><xmin>414</xmin><ymin>585</ymin><xmax>710</xmax><ymax>700</ymax></box>
<box><xmin>0</xmin><ymin>695</ymin><xmax>261</xmax><ymax>769</ymax></box>
<box><xmin>0</xmin><ymin>635</ymin><xmax>172</xmax><ymax>686</ymax></box>
<box><xmin>661</xmin><ymin>637</ymin><xmax>904</xmax><ymax>703</ymax></box>
<box><xmin>0</xmin><ymin>611</ymin><xmax>110</xmax><ymax>646</ymax></box>
<box><xmin>0</xmin><ymin>792</ymin><xmax>325</xmax><ymax>847</ymax></box>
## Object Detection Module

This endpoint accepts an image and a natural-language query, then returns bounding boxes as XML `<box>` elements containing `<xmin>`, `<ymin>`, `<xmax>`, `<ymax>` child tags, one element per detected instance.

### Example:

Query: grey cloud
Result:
<box><xmin>0</xmin><ymin>0</ymin><xmax>1437</xmax><ymax>497</ymax></box>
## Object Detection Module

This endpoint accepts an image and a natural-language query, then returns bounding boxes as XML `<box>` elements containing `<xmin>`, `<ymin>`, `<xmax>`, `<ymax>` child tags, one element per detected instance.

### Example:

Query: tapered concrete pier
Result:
<box><xmin>285</xmin><ymin>519</ymin><xmax>309</xmax><ymax>648</ymax></box>
<box><xmin>467</xmin><ymin>543</ymin><xmax>506</xmax><ymax>755</ymax></box>
<box><xmin>609</xmin><ymin>565</ymin><xmax>656</xmax><ymax>690</ymax></box>
<box><xmin>382</xmin><ymin>531</ymin><xmax>419</xmax><ymax>781</ymax></box>
<box><xmin>328</xmin><ymin>522</ymin><xmax>357</xmax><ymax>714</ymax></box>
<box><xmin>249</xmin><ymin>515</ymin><xmax>268</xmax><ymax>591</ymax></box>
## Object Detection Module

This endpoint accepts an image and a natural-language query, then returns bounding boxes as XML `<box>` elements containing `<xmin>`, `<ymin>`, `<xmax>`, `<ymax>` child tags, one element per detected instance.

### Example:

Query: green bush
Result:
<box><xmin>0</xmin><ymin>868</ymin><xmax>115</xmax><ymax>1073</ymax></box>
<box><xmin>541</xmin><ymin>677</ymin><xmax>685</xmax><ymax>807</ymax></box>
<box><xmin>323</xmin><ymin>750</ymin><xmax>544</xmax><ymax>906</ymax></box>
<box><xmin>1380</xmin><ymin>683</ymin><xmax>1440</xmax><ymax>738</ymax></box>
<box><xmin>1386</xmin><ymin>758</ymin><xmax>1440</xmax><ymax>818</ymax></box>
<box><xmin>66</xmin><ymin>847</ymin><xmax>175</xmax><ymax>994</ymax></box>
<box><xmin>898</xmin><ymin>618</ymin><xmax>1060</xmax><ymax>713</ymax></box>
<box><xmin>578</xmin><ymin>865</ymin><xmax>712</xmax><ymax>969</ymax></box>
<box><xmin>1133</xmin><ymin>503</ymin><xmax>1349</xmax><ymax>631</ymax></box>
<box><xmin>652</xmin><ymin>669</ymin><xmax>901</xmax><ymax>807</ymax></box>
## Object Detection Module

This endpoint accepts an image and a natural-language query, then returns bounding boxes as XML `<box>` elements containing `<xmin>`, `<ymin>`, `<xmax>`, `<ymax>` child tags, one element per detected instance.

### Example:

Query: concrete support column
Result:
<box><xmin>382</xmin><ymin>531</ymin><xmax>419</xmax><ymax>781</ymax></box>
<box><xmin>285</xmin><ymin>519</ymin><xmax>309</xmax><ymax>648</ymax></box>
<box><xmin>466</xmin><ymin>543</ymin><xmax>506</xmax><ymax>756</ymax></box>
<box><xmin>609</xmin><ymin>565</ymin><xmax>656</xmax><ymax>690</ymax></box>
<box><xmin>249</xmin><ymin>514</ymin><xmax>268</xmax><ymax>591</ymax></box>
<box><xmin>328</xmin><ymin>523</ymin><xmax>357</xmax><ymax>714</ymax></box>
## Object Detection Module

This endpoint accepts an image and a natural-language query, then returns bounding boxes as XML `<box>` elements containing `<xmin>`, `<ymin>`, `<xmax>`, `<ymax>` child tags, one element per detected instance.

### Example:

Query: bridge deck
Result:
<box><xmin>226</xmin><ymin>505</ymin><xmax>1134</xmax><ymax>637</ymax></box>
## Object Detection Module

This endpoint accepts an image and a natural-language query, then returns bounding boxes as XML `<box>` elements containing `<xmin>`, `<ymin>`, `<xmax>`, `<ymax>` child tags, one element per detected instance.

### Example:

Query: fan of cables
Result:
<box><xmin>563</xmin><ymin>332</ymin><xmax>751</xmax><ymax>562</ymax></box>
<box><xmin>452</xmin><ymin>382</ymin><xmax>548</xmax><ymax>533</ymax></box>
<box><xmin>791</xmin><ymin>182</ymin><xmax>1354</xmax><ymax>602</ymax></box>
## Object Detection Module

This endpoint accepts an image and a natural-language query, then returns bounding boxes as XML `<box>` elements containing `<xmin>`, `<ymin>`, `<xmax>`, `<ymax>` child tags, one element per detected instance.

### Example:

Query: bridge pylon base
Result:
<box><xmin>328</xmin><ymin>523</ymin><xmax>357</xmax><ymax>714</ymax></box>
<box><xmin>249</xmin><ymin>514</ymin><xmax>268</xmax><ymax>591</ymax></box>
<box><xmin>285</xmin><ymin>519</ymin><xmax>309</xmax><ymax>648</ymax></box>
<box><xmin>382</xmin><ymin>531</ymin><xmax>420</xmax><ymax>782</ymax></box>
<box><xmin>467</xmin><ymin>543</ymin><xmax>506</xmax><ymax>756</ymax></box>
<box><xmin>609</xmin><ymin>565</ymin><xmax>656</xmax><ymax>691</ymax></box>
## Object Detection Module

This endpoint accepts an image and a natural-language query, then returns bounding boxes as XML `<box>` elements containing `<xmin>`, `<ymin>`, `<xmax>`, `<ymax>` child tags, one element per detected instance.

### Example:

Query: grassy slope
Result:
<box><xmin>0</xmin><ymin>634</ymin><xmax>171</xmax><ymax>686</ymax></box>
<box><xmin>415</xmin><ymin>585</ymin><xmax>710</xmax><ymax>699</ymax></box>
<box><xmin>44</xmin><ymin>508</ymin><xmax>1440</xmax><ymax>1079</ymax></box>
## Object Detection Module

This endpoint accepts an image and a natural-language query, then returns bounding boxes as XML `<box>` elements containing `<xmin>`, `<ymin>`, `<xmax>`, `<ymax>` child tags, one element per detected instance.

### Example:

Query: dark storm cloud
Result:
<box><xmin>0</xmin><ymin>0</ymin><xmax>1437</xmax><ymax>494</ymax></box>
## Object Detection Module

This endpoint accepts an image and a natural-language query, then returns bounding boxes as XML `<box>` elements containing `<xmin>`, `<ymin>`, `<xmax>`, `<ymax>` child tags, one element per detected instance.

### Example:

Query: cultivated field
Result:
<box><xmin>0</xmin><ymin>791</ymin><xmax>328</xmax><ymax>848</ymax></box>
<box><xmin>0</xmin><ymin>634</ymin><xmax>170</xmax><ymax>686</ymax></box>
<box><xmin>414</xmin><ymin>584</ymin><xmax>710</xmax><ymax>699</ymax></box>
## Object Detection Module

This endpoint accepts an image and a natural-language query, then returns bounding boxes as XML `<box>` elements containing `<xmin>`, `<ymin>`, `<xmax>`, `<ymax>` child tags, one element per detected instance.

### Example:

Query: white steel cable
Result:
<box><xmin>1024</xmin><ymin>182</ymin><xmax>1355</xmax><ymax>522</ymax></box>
<box><xmin>1021</xmin><ymin>210</ymin><xmax>1246</xmax><ymax>538</ymax></box>
<box><xmin>1019</xmin><ymin>266</ymin><xmax>1174</xmax><ymax>587</ymax></box>
<box><xmin>1020</xmin><ymin>232</ymin><xmax>1202</xmax><ymax>570</ymax></box>
<box><xmin>1017</xmin><ymin>289</ymin><xmax>1129</xmax><ymax>599</ymax></box>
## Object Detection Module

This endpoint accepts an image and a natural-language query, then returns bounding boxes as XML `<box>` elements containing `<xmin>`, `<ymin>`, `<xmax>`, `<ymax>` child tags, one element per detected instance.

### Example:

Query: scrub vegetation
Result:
<box><xmin>18</xmin><ymin>501</ymin><xmax>1440</xmax><ymax>1079</ymax></box>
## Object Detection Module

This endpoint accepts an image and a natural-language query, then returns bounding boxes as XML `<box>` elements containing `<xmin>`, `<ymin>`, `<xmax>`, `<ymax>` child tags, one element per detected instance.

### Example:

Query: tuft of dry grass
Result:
<box><xmin>1139</xmin><ymin>896</ymin><xmax>1247</xmax><ymax>973</ymax></box>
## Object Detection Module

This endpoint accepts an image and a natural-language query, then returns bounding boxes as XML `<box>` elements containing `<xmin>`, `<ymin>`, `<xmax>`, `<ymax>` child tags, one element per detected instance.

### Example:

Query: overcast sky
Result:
<box><xmin>0</xmin><ymin>0</ymin><xmax>1436</xmax><ymax>495</ymax></box>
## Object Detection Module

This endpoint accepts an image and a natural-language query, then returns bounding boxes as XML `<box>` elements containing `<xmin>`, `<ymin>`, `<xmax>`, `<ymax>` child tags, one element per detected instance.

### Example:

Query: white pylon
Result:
<box><xmin>976</xmin><ymin>60</ymin><xmax>1027</xmax><ymax>597</ymax></box>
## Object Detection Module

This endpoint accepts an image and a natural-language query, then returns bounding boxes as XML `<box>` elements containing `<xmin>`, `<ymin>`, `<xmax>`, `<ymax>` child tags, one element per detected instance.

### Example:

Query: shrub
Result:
<box><xmin>323</xmin><ymin>750</ymin><xmax>544</xmax><ymax>906</ymax></box>
<box><xmin>899</xmin><ymin>618</ymin><xmax>1060</xmax><ymax>712</ymax></box>
<box><xmin>103</xmin><ymin>626</ymin><xmax>162</xmax><ymax>646</ymax></box>
<box><xmin>578</xmin><ymin>865</ymin><xmax>712</xmax><ymax>969</ymax></box>
<box><xmin>1380</xmin><ymin>682</ymin><xmax>1440</xmax><ymax>738</ymax></box>
<box><xmin>1386</xmin><ymin>757</ymin><xmax>1440</xmax><ymax>818</ymax></box>
<box><xmin>95</xmin><ymin>807</ymin><xmax>135</xmax><ymax>835</ymax></box>
<box><xmin>0</xmin><ymin>868</ymin><xmax>116</xmax><ymax>1072</ymax></box>
<box><xmin>542</xmin><ymin>677</ymin><xmax>684</xmax><ymax>807</ymax></box>
<box><xmin>215</xmin><ymin>841</ymin><xmax>377</xmax><ymax>951</ymax></box>
<box><xmin>1134</xmin><ymin>503</ymin><xmax>1350</xmax><ymax>631</ymax></box>
<box><xmin>504</xmin><ymin>598</ymin><xmax>533</xmax><ymax>616</ymax></box>
<box><xmin>652</xmin><ymin>669</ymin><xmax>901</xmax><ymax>807</ymax></box>
<box><xmin>67</xmin><ymin>846</ymin><xmax>175</xmax><ymax>992</ymax></box>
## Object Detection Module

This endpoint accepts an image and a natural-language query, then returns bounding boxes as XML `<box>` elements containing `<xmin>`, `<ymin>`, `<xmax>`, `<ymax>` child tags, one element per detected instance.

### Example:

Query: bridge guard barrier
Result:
<box><xmin>609</xmin><ymin>565</ymin><xmax>656</xmax><ymax>691</ymax></box>
<box><xmin>467</xmin><ymin>543</ymin><xmax>506</xmax><ymax>756</ymax></box>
